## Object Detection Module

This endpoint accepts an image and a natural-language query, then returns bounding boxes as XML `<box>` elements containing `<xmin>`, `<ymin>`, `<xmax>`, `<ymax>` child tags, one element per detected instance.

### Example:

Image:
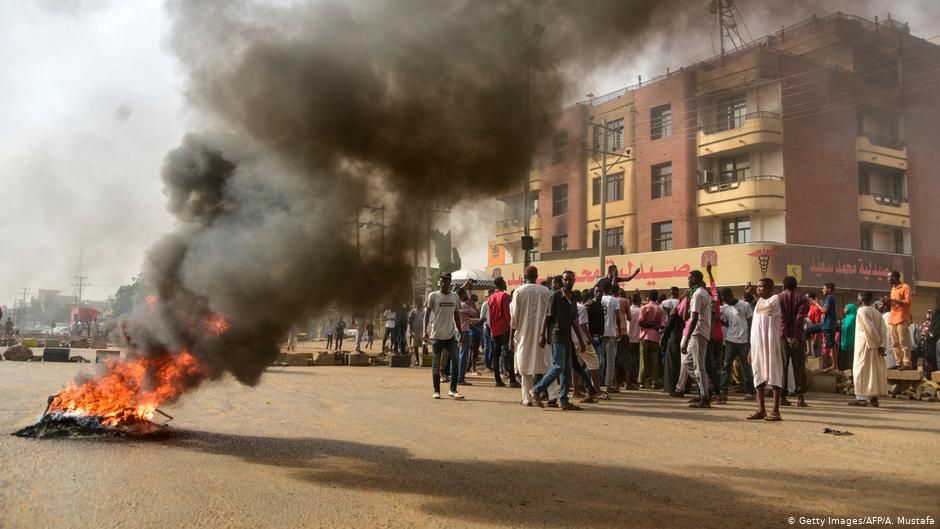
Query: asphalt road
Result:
<box><xmin>1</xmin><ymin>361</ymin><xmax>938</xmax><ymax>529</ymax></box>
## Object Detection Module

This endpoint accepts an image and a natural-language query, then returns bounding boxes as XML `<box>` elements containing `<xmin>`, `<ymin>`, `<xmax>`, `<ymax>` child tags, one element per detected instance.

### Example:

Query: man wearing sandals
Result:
<box><xmin>529</xmin><ymin>270</ymin><xmax>590</xmax><ymax>411</ymax></box>
<box><xmin>747</xmin><ymin>278</ymin><xmax>785</xmax><ymax>421</ymax></box>
<box><xmin>850</xmin><ymin>291</ymin><xmax>888</xmax><ymax>407</ymax></box>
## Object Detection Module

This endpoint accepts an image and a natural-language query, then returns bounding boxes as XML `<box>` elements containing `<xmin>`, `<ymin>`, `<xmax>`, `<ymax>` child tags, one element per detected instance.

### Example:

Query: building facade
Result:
<box><xmin>487</xmin><ymin>13</ymin><xmax>940</xmax><ymax>314</ymax></box>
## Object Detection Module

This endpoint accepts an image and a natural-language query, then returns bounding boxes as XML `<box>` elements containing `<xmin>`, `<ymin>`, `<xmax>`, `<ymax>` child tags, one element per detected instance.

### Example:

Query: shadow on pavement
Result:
<box><xmin>155</xmin><ymin>430</ymin><xmax>933</xmax><ymax>528</ymax></box>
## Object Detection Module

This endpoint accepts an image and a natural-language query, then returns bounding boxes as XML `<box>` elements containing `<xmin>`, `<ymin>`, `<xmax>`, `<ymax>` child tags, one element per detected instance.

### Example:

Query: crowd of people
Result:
<box><xmin>417</xmin><ymin>264</ymin><xmax>939</xmax><ymax>419</ymax></box>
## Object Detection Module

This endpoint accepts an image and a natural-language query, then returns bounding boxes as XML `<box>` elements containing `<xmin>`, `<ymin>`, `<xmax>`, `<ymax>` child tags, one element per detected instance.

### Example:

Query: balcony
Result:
<box><xmin>493</xmin><ymin>215</ymin><xmax>540</xmax><ymax>241</ymax></box>
<box><xmin>858</xmin><ymin>193</ymin><xmax>910</xmax><ymax>228</ymax></box>
<box><xmin>856</xmin><ymin>134</ymin><xmax>907</xmax><ymax>171</ymax></box>
<box><xmin>697</xmin><ymin>175</ymin><xmax>785</xmax><ymax>217</ymax></box>
<box><xmin>697</xmin><ymin>111</ymin><xmax>783</xmax><ymax>157</ymax></box>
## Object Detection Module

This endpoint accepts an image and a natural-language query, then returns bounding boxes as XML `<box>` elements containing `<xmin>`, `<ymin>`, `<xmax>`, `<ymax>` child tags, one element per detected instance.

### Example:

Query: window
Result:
<box><xmin>894</xmin><ymin>229</ymin><xmax>904</xmax><ymax>254</ymax></box>
<box><xmin>592</xmin><ymin>119</ymin><xmax>624</xmax><ymax>152</ymax></box>
<box><xmin>652</xmin><ymin>222</ymin><xmax>673</xmax><ymax>251</ymax></box>
<box><xmin>718</xmin><ymin>155</ymin><xmax>750</xmax><ymax>185</ymax></box>
<box><xmin>552</xmin><ymin>234</ymin><xmax>568</xmax><ymax>252</ymax></box>
<box><xmin>592</xmin><ymin>228</ymin><xmax>624</xmax><ymax>248</ymax></box>
<box><xmin>721</xmin><ymin>217</ymin><xmax>752</xmax><ymax>245</ymax></box>
<box><xmin>651</xmin><ymin>104</ymin><xmax>672</xmax><ymax>139</ymax></box>
<box><xmin>716</xmin><ymin>94</ymin><xmax>747</xmax><ymax>131</ymax></box>
<box><xmin>860</xmin><ymin>227</ymin><xmax>873</xmax><ymax>250</ymax></box>
<box><xmin>591</xmin><ymin>172</ymin><xmax>624</xmax><ymax>205</ymax></box>
<box><xmin>552</xmin><ymin>130</ymin><xmax>568</xmax><ymax>164</ymax></box>
<box><xmin>858</xmin><ymin>170</ymin><xmax>870</xmax><ymax>195</ymax></box>
<box><xmin>651</xmin><ymin>163</ymin><xmax>673</xmax><ymax>199</ymax></box>
<box><xmin>552</xmin><ymin>184</ymin><xmax>568</xmax><ymax>216</ymax></box>
<box><xmin>606</xmin><ymin>227</ymin><xmax>624</xmax><ymax>249</ymax></box>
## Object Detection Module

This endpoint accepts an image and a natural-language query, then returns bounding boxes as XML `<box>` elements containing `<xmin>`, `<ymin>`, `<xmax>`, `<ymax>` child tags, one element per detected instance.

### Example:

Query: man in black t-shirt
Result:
<box><xmin>528</xmin><ymin>271</ymin><xmax>590</xmax><ymax>411</ymax></box>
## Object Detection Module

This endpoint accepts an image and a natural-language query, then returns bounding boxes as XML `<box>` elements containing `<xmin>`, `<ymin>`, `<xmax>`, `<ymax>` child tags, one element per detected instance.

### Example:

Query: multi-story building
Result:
<box><xmin>488</xmin><ymin>13</ymin><xmax>940</xmax><ymax>314</ymax></box>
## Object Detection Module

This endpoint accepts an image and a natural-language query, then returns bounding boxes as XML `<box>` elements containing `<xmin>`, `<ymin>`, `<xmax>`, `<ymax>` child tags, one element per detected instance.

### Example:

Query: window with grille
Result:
<box><xmin>592</xmin><ymin>119</ymin><xmax>624</xmax><ymax>151</ymax></box>
<box><xmin>651</xmin><ymin>104</ymin><xmax>672</xmax><ymax>140</ymax></box>
<box><xmin>651</xmin><ymin>163</ymin><xmax>673</xmax><ymax>199</ymax></box>
<box><xmin>716</xmin><ymin>94</ymin><xmax>746</xmax><ymax>131</ymax></box>
<box><xmin>591</xmin><ymin>172</ymin><xmax>624</xmax><ymax>205</ymax></box>
<box><xmin>894</xmin><ymin>229</ymin><xmax>904</xmax><ymax>254</ymax></box>
<box><xmin>605</xmin><ymin>227</ymin><xmax>624</xmax><ymax>249</ymax></box>
<box><xmin>491</xmin><ymin>245</ymin><xmax>501</xmax><ymax>258</ymax></box>
<box><xmin>552</xmin><ymin>184</ymin><xmax>568</xmax><ymax>216</ymax></box>
<box><xmin>721</xmin><ymin>217</ymin><xmax>751</xmax><ymax>245</ymax></box>
<box><xmin>718</xmin><ymin>155</ymin><xmax>750</xmax><ymax>185</ymax></box>
<box><xmin>652</xmin><ymin>222</ymin><xmax>673</xmax><ymax>251</ymax></box>
<box><xmin>552</xmin><ymin>234</ymin><xmax>568</xmax><ymax>252</ymax></box>
<box><xmin>552</xmin><ymin>130</ymin><xmax>568</xmax><ymax>164</ymax></box>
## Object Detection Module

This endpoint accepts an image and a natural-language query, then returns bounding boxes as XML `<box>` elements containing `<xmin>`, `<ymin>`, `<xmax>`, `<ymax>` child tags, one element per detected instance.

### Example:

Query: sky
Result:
<box><xmin>1</xmin><ymin>0</ymin><xmax>937</xmax><ymax>310</ymax></box>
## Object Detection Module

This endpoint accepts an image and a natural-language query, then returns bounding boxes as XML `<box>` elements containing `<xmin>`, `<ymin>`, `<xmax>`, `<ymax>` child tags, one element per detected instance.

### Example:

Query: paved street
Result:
<box><xmin>1</xmin><ymin>361</ymin><xmax>938</xmax><ymax>529</ymax></box>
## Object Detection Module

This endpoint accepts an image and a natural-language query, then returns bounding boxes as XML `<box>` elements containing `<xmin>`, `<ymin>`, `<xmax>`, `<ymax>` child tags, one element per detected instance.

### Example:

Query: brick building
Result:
<box><xmin>488</xmin><ymin>13</ymin><xmax>940</xmax><ymax>313</ymax></box>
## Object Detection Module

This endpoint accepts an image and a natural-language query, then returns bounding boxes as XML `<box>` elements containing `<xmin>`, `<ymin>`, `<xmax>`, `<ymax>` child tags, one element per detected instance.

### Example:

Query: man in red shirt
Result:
<box><xmin>487</xmin><ymin>277</ymin><xmax>518</xmax><ymax>387</ymax></box>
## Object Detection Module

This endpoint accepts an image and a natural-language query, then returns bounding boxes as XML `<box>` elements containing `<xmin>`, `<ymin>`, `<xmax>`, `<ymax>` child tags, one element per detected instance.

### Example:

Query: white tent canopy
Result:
<box><xmin>450</xmin><ymin>269</ymin><xmax>491</xmax><ymax>281</ymax></box>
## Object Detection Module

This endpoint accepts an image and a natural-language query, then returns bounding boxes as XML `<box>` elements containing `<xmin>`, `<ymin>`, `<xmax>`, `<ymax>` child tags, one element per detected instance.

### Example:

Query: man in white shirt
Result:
<box><xmin>423</xmin><ymin>273</ymin><xmax>465</xmax><ymax>400</ymax></box>
<box><xmin>717</xmin><ymin>287</ymin><xmax>755</xmax><ymax>402</ymax></box>
<box><xmin>601</xmin><ymin>283</ymin><xmax>622</xmax><ymax>393</ymax></box>
<box><xmin>382</xmin><ymin>308</ymin><xmax>396</xmax><ymax>352</ymax></box>
<box><xmin>682</xmin><ymin>270</ymin><xmax>713</xmax><ymax>409</ymax></box>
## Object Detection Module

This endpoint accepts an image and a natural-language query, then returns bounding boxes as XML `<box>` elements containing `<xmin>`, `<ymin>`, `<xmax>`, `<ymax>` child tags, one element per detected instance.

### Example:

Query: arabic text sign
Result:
<box><xmin>777</xmin><ymin>246</ymin><xmax>913</xmax><ymax>292</ymax></box>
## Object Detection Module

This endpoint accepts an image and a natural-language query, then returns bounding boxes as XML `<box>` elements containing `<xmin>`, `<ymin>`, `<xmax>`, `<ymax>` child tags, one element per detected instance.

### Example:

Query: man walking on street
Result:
<box><xmin>424</xmin><ymin>273</ymin><xmax>465</xmax><ymax>400</ymax></box>
<box><xmin>408</xmin><ymin>303</ymin><xmax>427</xmax><ymax>366</ymax></box>
<box><xmin>888</xmin><ymin>271</ymin><xmax>913</xmax><ymax>370</ymax></box>
<box><xmin>510</xmin><ymin>266</ymin><xmax>553</xmax><ymax>405</ymax></box>
<box><xmin>529</xmin><ymin>271</ymin><xmax>590</xmax><ymax>411</ymax></box>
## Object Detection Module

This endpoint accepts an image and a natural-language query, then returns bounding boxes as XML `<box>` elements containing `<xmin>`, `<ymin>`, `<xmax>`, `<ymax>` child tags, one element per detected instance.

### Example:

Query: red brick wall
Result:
<box><xmin>634</xmin><ymin>71</ymin><xmax>698</xmax><ymax>252</ymax></box>
<box><xmin>903</xmin><ymin>41</ymin><xmax>940</xmax><ymax>283</ymax></box>
<box><xmin>534</xmin><ymin>105</ymin><xmax>588</xmax><ymax>251</ymax></box>
<box><xmin>780</xmin><ymin>56</ymin><xmax>860</xmax><ymax>248</ymax></box>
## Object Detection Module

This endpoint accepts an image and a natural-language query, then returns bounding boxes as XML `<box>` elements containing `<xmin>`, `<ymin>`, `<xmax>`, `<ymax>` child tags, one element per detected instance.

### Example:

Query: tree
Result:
<box><xmin>111</xmin><ymin>274</ymin><xmax>142</xmax><ymax>317</ymax></box>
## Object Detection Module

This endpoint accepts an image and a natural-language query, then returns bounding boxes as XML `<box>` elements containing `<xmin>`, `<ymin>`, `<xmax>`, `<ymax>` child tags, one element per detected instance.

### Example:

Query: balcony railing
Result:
<box><xmin>700</xmin><ymin>111</ymin><xmax>781</xmax><ymax>134</ymax></box>
<box><xmin>698</xmin><ymin>174</ymin><xmax>783</xmax><ymax>193</ymax></box>
<box><xmin>860</xmin><ymin>132</ymin><xmax>904</xmax><ymax>150</ymax></box>
<box><xmin>870</xmin><ymin>192</ymin><xmax>906</xmax><ymax>207</ymax></box>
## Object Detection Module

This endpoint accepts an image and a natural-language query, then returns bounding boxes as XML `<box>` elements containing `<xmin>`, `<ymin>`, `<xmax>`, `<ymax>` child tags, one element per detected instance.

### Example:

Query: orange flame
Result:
<box><xmin>48</xmin><ymin>351</ymin><xmax>207</xmax><ymax>426</ymax></box>
<box><xmin>205</xmin><ymin>312</ymin><xmax>230</xmax><ymax>336</ymax></box>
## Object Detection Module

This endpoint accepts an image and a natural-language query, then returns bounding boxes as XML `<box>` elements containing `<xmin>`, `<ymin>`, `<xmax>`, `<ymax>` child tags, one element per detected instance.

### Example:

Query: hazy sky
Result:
<box><xmin>1</xmin><ymin>0</ymin><xmax>937</xmax><ymax>309</ymax></box>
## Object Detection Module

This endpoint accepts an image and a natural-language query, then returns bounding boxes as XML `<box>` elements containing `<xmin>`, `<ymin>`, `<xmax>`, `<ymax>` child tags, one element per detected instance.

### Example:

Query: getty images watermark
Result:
<box><xmin>787</xmin><ymin>515</ymin><xmax>936</xmax><ymax>526</ymax></box>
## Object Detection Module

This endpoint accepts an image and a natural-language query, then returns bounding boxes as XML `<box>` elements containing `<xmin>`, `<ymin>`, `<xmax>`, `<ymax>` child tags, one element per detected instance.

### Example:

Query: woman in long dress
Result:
<box><xmin>746</xmin><ymin>278</ymin><xmax>784</xmax><ymax>421</ymax></box>
<box><xmin>850</xmin><ymin>292</ymin><xmax>888</xmax><ymax>407</ymax></box>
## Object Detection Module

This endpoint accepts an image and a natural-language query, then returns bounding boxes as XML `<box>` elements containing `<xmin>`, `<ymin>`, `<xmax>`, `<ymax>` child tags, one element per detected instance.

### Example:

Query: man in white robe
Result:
<box><xmin>509</xmin><ymin>266</ymin><xmax>552</xmax><ymax>405</ymax></box>
<box><xmin>851</xmin><ymin>292</ymin><xmax>888</xmax><ymax>407</ymax></box>
<box><xmin>746</xmin><ymin>278</ymin><xmax>784</xmax><ymax>421</ymax></box>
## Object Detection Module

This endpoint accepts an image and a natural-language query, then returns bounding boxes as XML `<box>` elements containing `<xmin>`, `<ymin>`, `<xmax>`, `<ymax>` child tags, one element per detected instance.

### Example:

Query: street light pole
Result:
<box><xmin>598</xmin><ymin>119</ymin><xmax>608</xmax><ymax>277</ymax></box>
<box><xmin>522</xmin><ymin>24</ymin><xmax>544</xmax><ymax>269</ymax></box>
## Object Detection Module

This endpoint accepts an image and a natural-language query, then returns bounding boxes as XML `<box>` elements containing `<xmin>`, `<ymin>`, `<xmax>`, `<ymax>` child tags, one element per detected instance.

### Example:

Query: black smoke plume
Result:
<box><xmin>127</xmin><ymin>0</ymin><xmax>696</xmax><ymax>386</ymax></box>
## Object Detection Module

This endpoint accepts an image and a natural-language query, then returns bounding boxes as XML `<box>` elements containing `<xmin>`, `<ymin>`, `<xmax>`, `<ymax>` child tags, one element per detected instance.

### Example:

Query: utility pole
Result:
<box><xmin>598</xmin><ymin>119</ymin><xmax>608</xmax><ymax>277</ymax></box>
<box><xmin>590</xmin><ymin>119</ymin><xmax>631</xmax><ymax>279</ymax></box>
<box><xmin>72</xmin><ymin>249</ymin><xmax>88</xmax><ymax>306</ymax></box>
<box><xmin>15</xmin><ymin>287</ymin><xmax>31</xmax><ymax>326</ymax></box>
<box><xmin>522</xmin><ymin>24</ymin><xmax>545</xmax><ymax>269</ymax></box>
<box><xmin>711</xmin><ymin>0</ymin><xmax>748</xmax><ymax>61</ymax></box>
